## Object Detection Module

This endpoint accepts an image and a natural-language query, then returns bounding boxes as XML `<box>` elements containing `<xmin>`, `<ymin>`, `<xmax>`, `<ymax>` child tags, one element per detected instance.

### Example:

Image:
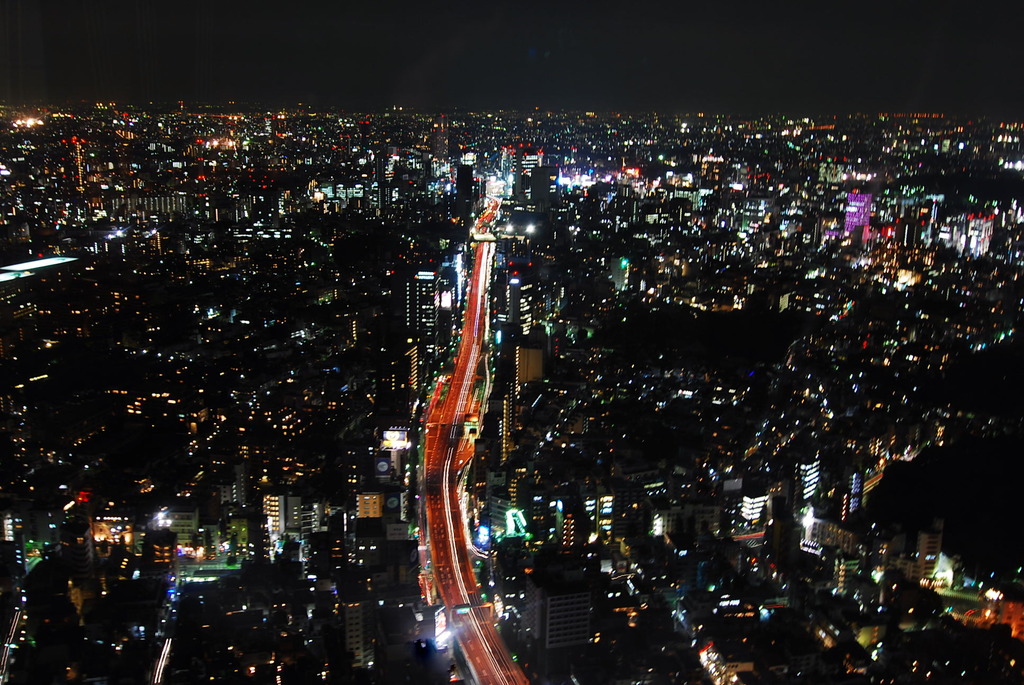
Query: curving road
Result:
<box><xmin>422</xmin><ymin>200</ymin><xmax>529</xmax><ymax>684</ymax></box>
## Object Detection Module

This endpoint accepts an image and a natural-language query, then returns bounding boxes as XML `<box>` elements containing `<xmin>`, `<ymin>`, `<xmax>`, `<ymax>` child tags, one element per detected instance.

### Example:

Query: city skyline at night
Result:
<box><xmin>0</xmin><ymin>105</ymin><xmax>1021</xmax><ymax>683</ymax></box>
<box><xmin>1</xmin><ymin>4</ymin><xmax>1024</xmax><ymax>682</ymax></box>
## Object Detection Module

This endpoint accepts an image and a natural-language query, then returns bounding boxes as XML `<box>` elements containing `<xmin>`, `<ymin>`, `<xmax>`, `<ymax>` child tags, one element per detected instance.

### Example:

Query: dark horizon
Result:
<box><xmin>2</xmin><ymin>0</ymin><xmax>1023</xmax><ymax>116</ymax></box>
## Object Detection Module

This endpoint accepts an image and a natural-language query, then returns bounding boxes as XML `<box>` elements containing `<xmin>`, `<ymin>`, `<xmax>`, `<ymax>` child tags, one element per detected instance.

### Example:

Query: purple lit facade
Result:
<box><xmin>844</xmin><ymin>192</ymin><xmax>872</xmax><ymax>237</ymax></box>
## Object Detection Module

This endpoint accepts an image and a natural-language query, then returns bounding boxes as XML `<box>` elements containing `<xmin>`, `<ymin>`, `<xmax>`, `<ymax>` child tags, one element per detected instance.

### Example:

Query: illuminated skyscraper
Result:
<box><xmin>967</xmin><ymin>214</ymin><xmax>994</xmax><ymax>257</ymax></box>
<box><xmin>358</xmin><ymin>119</ymin><xmax>371</xmax><ymax>152</ymax></box>
<box><xmin>700</xmin><ymin>155</ymin><xmax>725</xmax><ymax>190</ymax></box>
<box><xmin>505</xmin><ymin>144</ymin><xmax>542</xmax><ymax>201</ymax></box>
<box><xmin>799</xmin><ymin>459</ymin><xmax>820</xmax><ymax>502</ymax></box>
<box><xmin>430</xmin><ymin>115</ymin><xmax>448</xmax><ymax>160</ymax></box>
<box><xmin>405</xmin><ymin>269</ymin><xmax>438</xmax><ymax>357</ymax></box>
<box><xmin>844</xmin><ymin>191</ymin><xmax>872</xmax><ymax>241</ymax></box>
<box><xmin>508</xmin><ymin>275</ymin><xmax>534</xmax><ymax>334</ymax></box>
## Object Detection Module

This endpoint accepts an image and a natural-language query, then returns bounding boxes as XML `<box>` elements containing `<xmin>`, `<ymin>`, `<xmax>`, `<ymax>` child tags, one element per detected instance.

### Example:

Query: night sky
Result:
<box><xmin>3</xmin><ymin>0</ymin><xmax>1022</xmax><ymax>114</ymax></box>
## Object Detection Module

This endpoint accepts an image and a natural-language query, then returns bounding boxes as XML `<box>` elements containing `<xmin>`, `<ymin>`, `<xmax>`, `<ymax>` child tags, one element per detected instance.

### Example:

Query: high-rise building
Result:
<box><xmin>515</xmin><ymin>346</ymin><xmax>543</xmax><ymax>390</ymax></box>
<box><xmin>741</xmin><ymin>492</ymin><xmax>769</xmax><ymax>524</ymax></box>
<box><xmin>914</xmin><ymin>519</ymin><xmax>943</xmax><ymax>580</ymax></box>
<box><xmin>611</xmin><ymin>481</ymin><xmax>645</xmax><ymax>541</ymax></box>
<box><xmin>140</xmin><ymin>528</ymin><xmax>176</xmax><ymax>577</ymax></box>
<box><xmin>430</xmin><ymin>115</ymin><xmax>448</xmax><ymax>160</ymax></box>
<box><xmin>378</xmin><ymin>336</ymin><xmax>420</xmax><ymax>411</ymax></box>
<box><xmin>557</xmin><ymin>500</ymin><xmax>587</xmax><ymax>550</ymax></box>
<box><xmin>508</xmin><ymin>275</ymin><xmax>534</xmax><ymax>334</ymax></box>
<box><xmin>456</xmin><ymin>164</ymin><xmax>477</xmax><ymax>227</ymax></box>
<box><xmin>799</xmin><ymin>459</ymin><xmax>820</xmax><ymax>502</ymax></box>
<box><xmin>498</xmin><ymin>386</ymin><xmax>514</xmax><ymax>463</ymax></box>
<box><xmin>530</xmin><ymin>166</ymin><xmax>559</xmax><ymax>211</ymax></box>
<box><xmin>263</xmin><ymin>493</ymin><xmax>302</xmax><ymax>547</ymax></box>
<box><xmin>700</xmin><ymin>155</ymin><xmax>725</xmax><ymax>191</ymax></box>
<box><xmin>507</xmin><ymin>144</ymin><xmax>543</xmax><ymax>201</ymax></box>
<box><xmin>844</xmin><ymin>191</ymin><xmax>872</xmax><ymax>240</ymax></box>
<box><xmin>341</xmin><ymin>598</ymin><xmax>375</xmax><ymax>668</ymax></box>
<box><xmin>356</xmin><ymin>493</ymin><xmax>384</xmax><ymax>519</ymax></box>
<box><xmin>59</xmin><ymin>516</ymin><xmax>96</xmax><ymax>581</ymax></box>
<box><xmin>405</xmin><ymin>270</ymin><xmax>438</xmax><ymax>358</ymax></box>
<box><xmin>522</xmin><ymin>574</ymin><xmax>591</xmax><ymax>666</ymax></box>
<box><xmin>358</xmin><ymin>119</ymin><xmax>371</xmax><ymax>152</ymax></box>
<box><xmin>967</xmin><ymin>214</ymin><xmax>994</xmax><ymax>257</ymax></box>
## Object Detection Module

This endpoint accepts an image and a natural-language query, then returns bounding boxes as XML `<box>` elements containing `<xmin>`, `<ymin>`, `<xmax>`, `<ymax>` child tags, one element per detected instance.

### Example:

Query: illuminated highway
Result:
<box><xmin>0</xmin><ymin>600</ymin><xmax>22</xmax><ymax>685</ymax></box>
<box><xmin>423</xmin><ymin>199</ymin><xmax>529</xmax><ymax>685</ymax></box>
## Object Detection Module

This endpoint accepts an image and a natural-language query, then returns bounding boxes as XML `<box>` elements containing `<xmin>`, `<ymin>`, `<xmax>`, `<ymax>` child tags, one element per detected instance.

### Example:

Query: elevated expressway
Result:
<box><xmin>421</xmin><ymin>200</ymin><xmax>529</xmax><ymax>684</ymax></box>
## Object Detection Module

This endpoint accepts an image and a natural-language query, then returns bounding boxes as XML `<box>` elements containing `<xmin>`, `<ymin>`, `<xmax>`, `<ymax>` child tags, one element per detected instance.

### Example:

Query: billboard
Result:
<box><xmin>383</xmin><ymin>492</ymin><xmax>404</xmax><ymax>515</ymax></box>
<box><xmin>374</xmin><ymin>456</ymin><xmax>392</xmax><ymax>478</ymax></box>
<box><xmin>386</xmin><ymin>523</ymin><xmax>409</xmax><ymax>541</ymax></box>
<box><xmin>381</xmin><ymin>428</ymin><xmax>410</xmax><ymax>450</ymax></box>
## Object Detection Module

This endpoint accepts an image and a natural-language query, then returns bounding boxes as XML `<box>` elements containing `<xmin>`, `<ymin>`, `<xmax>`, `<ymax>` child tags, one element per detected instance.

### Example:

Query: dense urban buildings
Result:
<box><xmin>0</xmin><ymin>105</ymin><xmax>1023</xmax><ymax>684</ymax></box>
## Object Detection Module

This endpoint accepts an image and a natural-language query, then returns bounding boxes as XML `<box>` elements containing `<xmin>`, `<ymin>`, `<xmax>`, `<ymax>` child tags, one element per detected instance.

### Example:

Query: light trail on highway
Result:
<box><xmin>151</xmin><ymin>637</ymin><xmax>173</xmax><ymax>685</ymax></box>
<box><xmin>0</xmin><ymin>603</ymin><xmax>22</xmax><ymax>684</ymax></box>
<box><xmin>422</xmin><ymin>199</ymin><xmax>529</xmax><ymax>685</ymax></box>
